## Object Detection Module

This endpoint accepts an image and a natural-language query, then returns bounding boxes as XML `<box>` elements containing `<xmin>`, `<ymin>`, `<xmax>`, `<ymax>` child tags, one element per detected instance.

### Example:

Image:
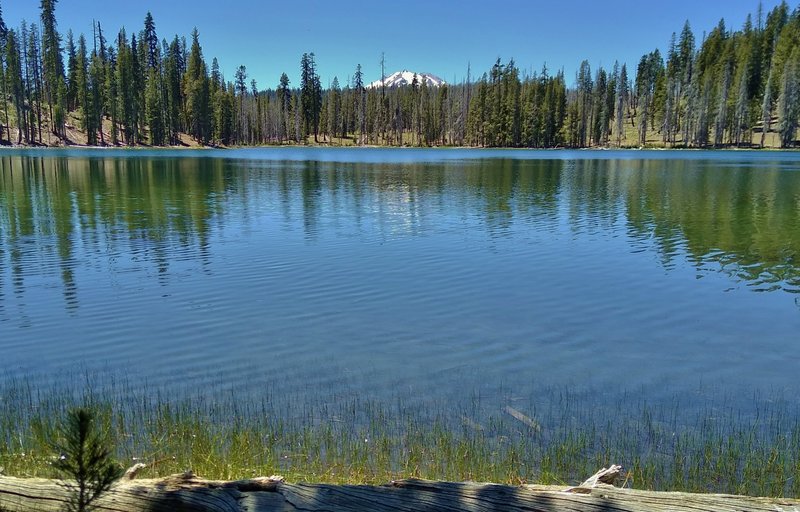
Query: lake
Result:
<box><xmin>1</xmin><ymin>148</ymin><xmax>799</xmax><ymax>420</ymax></box>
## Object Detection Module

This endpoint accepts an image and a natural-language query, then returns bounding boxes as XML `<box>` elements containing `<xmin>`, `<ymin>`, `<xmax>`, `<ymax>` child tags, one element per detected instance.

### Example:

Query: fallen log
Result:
<box><xmin>2</xmin><ymin>469</ymin><xmax>800</xmax><ymax>511</ymax></box>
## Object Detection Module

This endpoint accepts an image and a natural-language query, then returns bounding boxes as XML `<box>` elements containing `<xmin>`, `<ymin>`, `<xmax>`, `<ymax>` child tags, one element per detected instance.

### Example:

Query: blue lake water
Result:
<box><xmin>1</xmin><ymin>148</ymin><xmax>799</xmax><ymax>417</ymax></box>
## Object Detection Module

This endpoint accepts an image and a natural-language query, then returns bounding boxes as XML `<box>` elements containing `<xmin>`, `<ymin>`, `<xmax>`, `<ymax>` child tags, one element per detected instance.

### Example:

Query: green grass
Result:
<box><xmin>2</xmin><ymin>376</ymin><xmax>800</xmax><ymax>497</ymax></box>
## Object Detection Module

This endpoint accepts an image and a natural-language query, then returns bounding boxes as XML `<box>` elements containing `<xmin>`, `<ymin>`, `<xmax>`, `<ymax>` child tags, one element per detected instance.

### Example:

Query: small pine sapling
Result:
<box><xmin>51</xmin><ymin>407</ymin><xmax>124</xmax><ymax>512</ymax></box>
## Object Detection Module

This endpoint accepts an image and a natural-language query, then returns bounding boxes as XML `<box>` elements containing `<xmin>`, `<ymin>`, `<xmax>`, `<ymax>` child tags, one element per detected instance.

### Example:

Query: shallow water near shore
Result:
<box><xmin>1</xmin><ymin>147</ymin><xmax>799</xmax><ymax>418</ymax></box>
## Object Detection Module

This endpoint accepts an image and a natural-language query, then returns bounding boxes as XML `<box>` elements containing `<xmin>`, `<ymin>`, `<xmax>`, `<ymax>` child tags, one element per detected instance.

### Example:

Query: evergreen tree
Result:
<box><xmin>635</xmin><ymin>50</ymin><xmax>664</xmax><ymax>145</ymax></box>
<box><xmin>145</xmin><ymin>66</ymin><xmax>164</xmax><ymax>145</ymax></box>
<box><xmin>184</xmin><ymin>28</ymin><xmax>210</xmax><ymax>143</ymax></box>
<box><xmin>87</xmin><ymin>45</ymin><xmax>105</xmax><ymax>145</ymax></box>
<box><xmin>777</xmin><ymin>47</ymin><xmax>799</xmax><ymax>147</ymax></box>
<box><xmin>300</xmin><ymin>52</ymin><xmax>322</xmax><ymax>142</ymax></box>
<box><xmin>615</xmin><ymin>64</ymin><xmax>629</xmax><ymax>146</ymax></box>
<box><xmin>327</xmin><ymin>76</ymin><xmax>341</xmax><ymax>141</ymax></box>
<box><xmin>576</xmin><ymin>60</ymin><xmax>592</xmax><ymax>146</ymax></box>
<box><xmin>65</xmin><ymin>29</ymin><xmax>77</xmax><ymax>112</ymax></box>
<box><xmin>164</xmin><ymin>36</ymin><xmax>183</xmax><ymax>144</ymax></box>
<box><xmin>40</xmin><ymin>0</ymin><xmax>66</xmax><ymax>137</ymax></box>
<box><xmin>213</xmin><ymin>80</ymin><xmax>233</xmax><ymax>144</ymax></box>
<box><xmin>0</xmin><ymin>1</ymin><xmax>10</xmax><ymax>143</ymax></box>
<box><xmin>6</xmin><ymin>29</ymin><xmax>26</xmax><ymax>143</ymax></box>
<box><xmin>26</xmin><ymin>22</ymin><xmax>44</xmax><ymax>144</ymax></box>
<box><xmin>143</xmin><ymin>12</ymin><xmax>158</xmax><ymax>70</ymax></box>
<box><xmin>234</xmin><ymin>64</ymin><xmax>247</xmax><ymax>142</ymax></box>
<box><xmin>91</xmin><ymin>21</ymin><xmax>107</xmax><ymax>145</ymax></box>
<box><xmin>51</xmin><ymin>407</ymin><xmax>124</xmax><ymax>512</ymax></box>
<box><xmin>277</xmin><ymin>72</ymin><xmax>290</xmax><ymax>143</ymax></box>
<box><xmin>760</xmin><ymin>64</ymin><xmax>774</xmax><ymax>147</ymax></box>
<box><xmin>353</xmin><ymin>64</ymin><xmax>365</xmax><ymax>144</ymax></box>
<box><xmin>74</xmin><ymin>34</ymin><xmax>91</xmax><ymax>141</ymax></box>
<box><xmin>115</xmin><ymin>29</ymin><xmax>134</xmax><ymax>144</ymax></box>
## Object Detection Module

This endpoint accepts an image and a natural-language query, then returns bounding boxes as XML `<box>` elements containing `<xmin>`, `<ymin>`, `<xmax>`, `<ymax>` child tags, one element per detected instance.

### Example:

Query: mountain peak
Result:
<box><xmin>368</xmin><ymin>70</ymin><xmax>445</xmax><ymax>89</ymax></box>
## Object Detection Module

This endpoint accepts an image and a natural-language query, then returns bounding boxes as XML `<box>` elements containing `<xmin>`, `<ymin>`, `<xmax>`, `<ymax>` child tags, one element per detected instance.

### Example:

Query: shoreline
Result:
<box><xmin>0</xmin><ymin>142</ymin><xmax>794</xmax><ymax>152</ymax></box>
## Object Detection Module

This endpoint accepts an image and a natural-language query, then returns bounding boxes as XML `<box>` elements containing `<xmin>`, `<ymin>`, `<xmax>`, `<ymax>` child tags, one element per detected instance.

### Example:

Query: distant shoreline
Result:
<box><xmin>0</xmin><ymin>142</ymin><xmax>793</xmax><ymax>152</ymax></box>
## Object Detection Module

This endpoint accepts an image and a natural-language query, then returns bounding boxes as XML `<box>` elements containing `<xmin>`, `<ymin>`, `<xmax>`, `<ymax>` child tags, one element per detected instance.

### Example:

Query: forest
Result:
<box><xmin>0</xmin><ymin>1</ymin><xmax>799</xmax><ymax>148</ymax></box>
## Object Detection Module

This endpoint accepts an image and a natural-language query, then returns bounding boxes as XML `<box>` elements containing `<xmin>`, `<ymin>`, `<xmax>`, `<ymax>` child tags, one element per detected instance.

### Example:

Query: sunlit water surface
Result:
<box><xmin>1</xmin><ymin>148</ymin><xmax>799</xmax><ymax>419</ymax></box>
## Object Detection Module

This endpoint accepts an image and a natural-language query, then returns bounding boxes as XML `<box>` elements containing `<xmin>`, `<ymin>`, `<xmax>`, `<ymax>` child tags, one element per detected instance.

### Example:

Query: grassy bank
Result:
<box><xmin>1</xmin><ymin>376</ymin><xmax>799</xmax><ymax>497</ymax></box>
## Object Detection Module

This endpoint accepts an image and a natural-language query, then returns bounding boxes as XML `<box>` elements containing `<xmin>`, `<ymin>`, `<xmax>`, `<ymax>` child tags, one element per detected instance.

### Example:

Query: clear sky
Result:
<box><xmin>2</xmin><ymin>0</ymin><xmax>786</xmax><ymax>89</ymax></box>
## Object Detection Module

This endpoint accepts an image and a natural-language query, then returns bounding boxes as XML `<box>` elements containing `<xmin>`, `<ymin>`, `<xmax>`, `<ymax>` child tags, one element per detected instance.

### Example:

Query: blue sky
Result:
<box><xmin>2</xmin><ymin>0</ymin><xmax>786</xmax><ymax>89</ymax></box>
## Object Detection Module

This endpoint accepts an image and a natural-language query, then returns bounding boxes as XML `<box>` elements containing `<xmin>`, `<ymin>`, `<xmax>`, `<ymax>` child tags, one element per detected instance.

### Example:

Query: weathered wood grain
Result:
<box><xmin>2</xmin><ymin>472</ymin><xmax>800</xmax><ymax>511</ymax></box>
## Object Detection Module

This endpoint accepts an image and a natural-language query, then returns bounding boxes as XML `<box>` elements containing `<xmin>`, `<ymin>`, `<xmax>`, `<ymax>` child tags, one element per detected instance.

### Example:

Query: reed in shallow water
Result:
<box><xmin>1</xmin><ymin>376</ymin><xmax>799</xmax><ymax>497</ymax></box>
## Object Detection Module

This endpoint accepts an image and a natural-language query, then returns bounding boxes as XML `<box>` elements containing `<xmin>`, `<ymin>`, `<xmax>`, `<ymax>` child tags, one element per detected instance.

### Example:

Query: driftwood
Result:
<box><xmin>2</xmin><ymin>467</ymin><xmax>800</xmax><ymax>511</ymax></box>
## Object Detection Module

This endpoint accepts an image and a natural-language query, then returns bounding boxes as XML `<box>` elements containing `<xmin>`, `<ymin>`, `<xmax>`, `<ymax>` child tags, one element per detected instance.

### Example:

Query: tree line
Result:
<box><xmin>1</xmin><ymin>1</ymin><xmax>799</xmax><ymax>148</ymax></box>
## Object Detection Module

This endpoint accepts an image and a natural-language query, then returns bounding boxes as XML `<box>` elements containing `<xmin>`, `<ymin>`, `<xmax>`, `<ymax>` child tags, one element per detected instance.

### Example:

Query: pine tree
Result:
<box><xmin>251</xmin><ymin>78</ymin><xmax>262</xmax><ymax>143</ymax></box>
<box><xmin>115</xmin><ymin>29</ymin><xmax>134</xmax><ymax>144</ymax></box>
<box><xmin>26</xmin><ymin>22</ymin><xmax>44</xmax><ymax>144</ymax></box>
<box><xmin>143</xmin><ymin>12</ymin><xmax>158</xmax><ymax>70</ymax></box>
<box><xmin>51</xmin><ymin>407</ymin><xmax>124</xmax><ymax>512</ymax></box>
<box><xmin>184</xmin><ymin>28</ymin><xmax>210</xmax><ymax>143</ymax></box>
<box><xmin>65</xmin><ymin>29</ymin><xmax>78</xmax><ymax>113</ymax></box>
<box><xmin>145</xmin><ymin>66</ymin><xmax>164</xmax><ymax>145</ymax></box>
<box><xmin>760</xmin><ymin>64</ymin><xmax>774</xmax><ymax>147</ymax></box>
<box><xmin>6</xmin><ymin>29</ymin><xmax>26</xmax><ymax>143</ymax></box>
<box><xmin>164</xmin><ymin>36</ymin><xmax>182</xmax><ymax>144</ymax></box>
<box><xmin>576</xmin><ymin>60</ymin><xmax>592</xmax><ymax>146</ymax></box>
<box><xmin>615</xmin><ymin>64</ymin><xmax>628</xmax><ymax>146</ymax></box>
<box><xmin>635</xmin><ymin>50</ymin><xmax>664</xmax><ymax>145</ymax></box>
<box><xmin>75</xmin><ymin>34</ymin><xmax>97</xmax><ymax>145</ymax></box>
<box><xmin>353</xmin><ymin>64</ymin><xmax>365</xmax><ymax>144</ymax></box>
<box><xmin>277</xmin><ymin>72</ymin><xmax>290</xmax><ymax>143</ymax></box>
<box><xmin>300</xmin><ymin>52</ymin><xmax>321</xmax><ymax>142</ymax></box>
<box><xmin>234</xmin><ymin>64</ymin><xmax>247</xmax><ymax>143</ymax></box>
<box><xmin>213</xmin><ymin>80</ymin><xmax>233</xmax><ymax>145</ymax></box>
<box><xmin>733</xmin><ymin>58</ymin><xmax>751</xmax><ymax>145</ymax></box>
<box><xmin>87</xmin><ymin>45</ymin><xmax>104</xmax><ymax>145</ymax></box>
<box><xmin>92</xmin><ymin>21</ymin><xmax>108</xmax><ymax>146</ymax></box>
<box><xmin>40</xmin><ymin>0</ymin><xmax>66</xmax><ymax>137</ymax></box>
<box><xmin>713</xmin><ymin>58</ymin><xmax>732</xmax><ymax>146</ymax></box>
<box><xmin>678</xmin><ymin>21</ymin><xmax>696</xmax><ymax>145</ymax></box>
<box><xmin>777</xmin><ymin>48</ymin><xmax>799</xmax><ymax>147</ymax></box>
<box><xmin>0</xmin><ymin>1</ymin><xmax>9</xmax><ymax>143</ymax></box>
<box><xmin>327</xmin><ymin>76</ymin><xmax>341</xmax><ymax>142</ymax></box>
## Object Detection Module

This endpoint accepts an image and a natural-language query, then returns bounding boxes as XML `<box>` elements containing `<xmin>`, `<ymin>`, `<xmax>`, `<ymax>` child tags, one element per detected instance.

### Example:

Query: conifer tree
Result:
<box><xmin>115</xmin><ymin>29</ymin><xmax>133</xmax><ymax>144</ymax></box>
<box><xmin>26</xmin><ymin>22</ymin><xmax>44</xmax><ymax>144</ymax></box>
<box><xmin>327</xmin><ymin>76</ymin><xmax>341</xmax><ymax>141</ymax></box>
<box><xmin>145</xmin><ymin>66</ymin><xmax>164</xmax><ymax>145</ymax></box>
<box><xmin>777</xmin><ymin>48</ymin><xmax>799</xmax><ymax>147</ymax></box>
<box><xmin>615</xmin><ymin>64</ymin><xmax>629</xmax><ymax>146</ymax></box>
<box><xmin>234</xmin><ymin>64</ymin><xmax>247</xmax><ymax>142</ymax></box>
<box><xmin>51</xmin><ymin>407</ymin><xmax>124</xmax><ymax>512</ymax></box>
<box><xmin>300</xmin><ymin>52</ymin><xmax>322</xmax><ymax>142</ymax></box>
<box><xmin>6</xmin><ymin>29</ymin><xmax>26</xmax><ymax>143</ymax></box>
<box><xmin>0</xmin><ymin>1</ymin><xmax>9</xmax><ymax>143</ymax></box>
<box><xmin>74</xmin><ymin>34</ymin><xmax>92</xmax><ymax>142</ymax></box>
<box><xmin>277</xmin><ymin>72</ymin><xmax>290</xmax><ymax>143</ymax></box>
<box><xmin>40</xmin><ymin>0</ymin><xmax>66</xmax><ymax>137</ymax></box>
<box><xmin>184</xmin><ymin>28</ymin><xmax>210</xmax><ymax>143</ymax></box>
<box><xmin>760</xmin><ymin>65</ymin><xmax>774</xmax><ymax>147</ymax></box>
<box><xmin>143</xmin><ymin>12</ymin><xmax>158</xmax><ymax>70</ymax></box>
<box><xmin>163</xmin><ymin>36</ymin><xmax>182</xmax><ymax>144</ymax></box>
<box><xmin>353</xmin><ymin>64</ymin><xmax>366</xmax><ymax>144</ymax></box>
<box><xmin>65</xmin><ymin>29</ymin><xmax>77</xmax><ymax>112</ymax></box>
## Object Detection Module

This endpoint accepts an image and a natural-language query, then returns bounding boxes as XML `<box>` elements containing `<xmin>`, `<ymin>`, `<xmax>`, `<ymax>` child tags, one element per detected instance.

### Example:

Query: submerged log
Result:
<box><xmin>2</xmin><ymin>470</ymin><xmax>800</xmax><ymax>511</ymax></box>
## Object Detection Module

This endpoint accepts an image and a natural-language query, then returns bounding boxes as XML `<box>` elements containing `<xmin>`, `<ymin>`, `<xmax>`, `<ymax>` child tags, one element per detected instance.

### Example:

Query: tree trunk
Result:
<box><xmin>2</xmin><ymin>469</ymin><xmax>799</xmax><ymax>512</ymax></box>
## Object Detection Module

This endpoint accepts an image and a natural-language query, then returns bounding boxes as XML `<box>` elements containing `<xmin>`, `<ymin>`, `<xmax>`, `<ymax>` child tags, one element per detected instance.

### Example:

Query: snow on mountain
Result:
<box><xmin>368</xmin><ymin>70</ymin><xmax>445</xmax><ymax>89</ymax></box>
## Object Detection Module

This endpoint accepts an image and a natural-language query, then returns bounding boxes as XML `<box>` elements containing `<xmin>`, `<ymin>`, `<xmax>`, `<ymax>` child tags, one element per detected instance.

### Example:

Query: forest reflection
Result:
<box><xmin>1</xmin><ymin>154</ymin><xmax>798</xmax><ymax>313</ymax></box>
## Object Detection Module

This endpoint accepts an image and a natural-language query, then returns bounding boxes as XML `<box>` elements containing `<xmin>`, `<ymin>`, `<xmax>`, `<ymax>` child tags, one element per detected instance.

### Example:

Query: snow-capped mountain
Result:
<box><xmin>368</xmin><ymin>70</ymin><xmax>445</xmax><ymax>89</ymax></box>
